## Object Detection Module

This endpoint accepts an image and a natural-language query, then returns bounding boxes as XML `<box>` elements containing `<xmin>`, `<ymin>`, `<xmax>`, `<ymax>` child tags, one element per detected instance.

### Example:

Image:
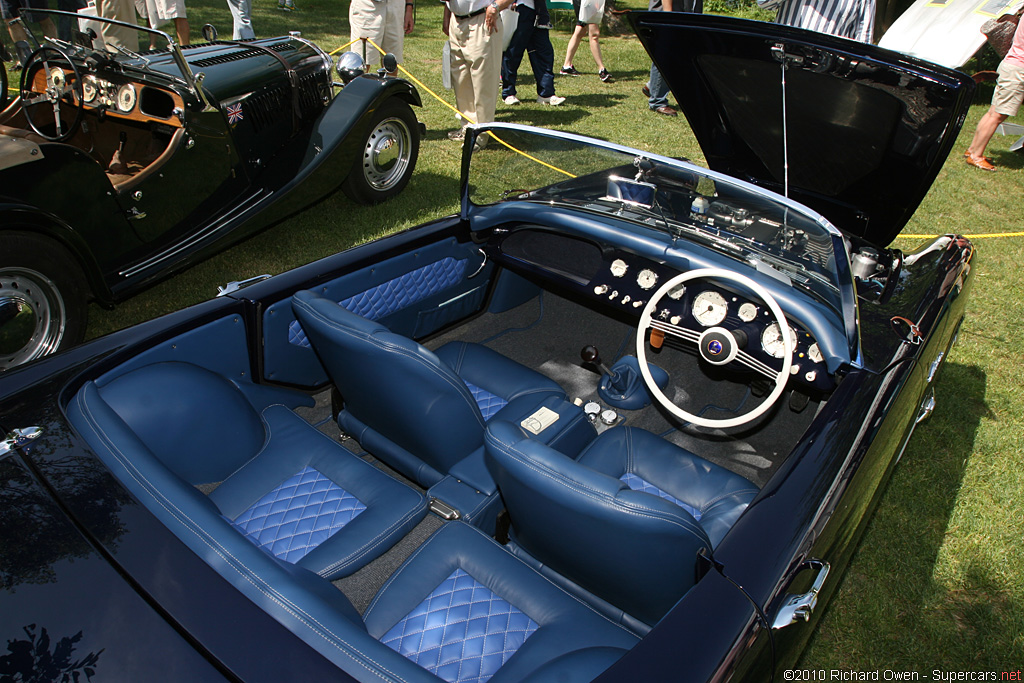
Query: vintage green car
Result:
<box><xmin>0</xmin><ymin>14</ymin><xmax>421</xmax><ymax>369</ymax></box>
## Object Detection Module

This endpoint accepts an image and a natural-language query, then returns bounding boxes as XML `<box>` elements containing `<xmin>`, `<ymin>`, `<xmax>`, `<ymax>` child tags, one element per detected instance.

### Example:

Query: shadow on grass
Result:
<box><xmin>802</xmin><ymin>361</ymin><xmax>1022</xmax><ymax>668</ymax></box>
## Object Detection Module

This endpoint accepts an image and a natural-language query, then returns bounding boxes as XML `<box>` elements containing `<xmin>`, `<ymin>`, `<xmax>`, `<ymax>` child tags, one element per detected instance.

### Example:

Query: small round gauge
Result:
<box><xmin>584</xmin><ymin>401</ymin><xmax>601</xmax><ymax>422</ymax></box>
<box><xmin>82</xmin><ymin>76</ymin><xmax>98</xmax><ymax>103</ymax></box>
<box><xmin>610</xmin><ymin>259</ymin><xmax>628</xmax><ymax>278</ymax></box>
<box><xmin>667</xmin><ymin>283</ymin><xmax>686</xmax><ymax>300</ymax></box>
<box><xmin>738</xmin><ymin>302</ymin><xmax>758</xmax><ymax>322</ymax></box>
<box><xmin>637</xmin><ymin>269</ymin><xmax>658</xmax><ymax>290</ymax></box>
<box><xmin>807</xmin><ymin>342</ymin><xmax>823</xmax><ymax>364</ymax></box>
<box><xmin>48</xmin><ymin>67</ymin><xmax>65</xmax><ymax>90</ymax></box>
<box><xmin>692</xmin><ymin>290</ymin><xmax>728</xmax><ymax>326</ymax></box>
<box><xmin>600</xmin><ymin>409</ymin><xmax>618</xmax><ymax>425</ymax></box>
<box><xmin>761</xmin><ymin>322</ymin><xmax>797</xmax><ymax>359</ymax></box>
<box><xmin>116</xmin><ymin>83</ymin><xmax>137</xmax><ymax>113</ymax></box>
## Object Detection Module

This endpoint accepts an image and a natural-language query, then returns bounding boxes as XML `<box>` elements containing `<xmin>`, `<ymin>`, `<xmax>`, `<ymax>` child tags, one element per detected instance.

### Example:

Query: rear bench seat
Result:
<box><xmin>68</xmin><ymin>361</ymin><xmax>639</xmax><ymax>682</ymax></box>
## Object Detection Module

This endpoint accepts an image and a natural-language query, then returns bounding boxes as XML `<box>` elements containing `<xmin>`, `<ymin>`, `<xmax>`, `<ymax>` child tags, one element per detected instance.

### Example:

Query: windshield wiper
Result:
<box><xmin>112</xmin><ymin>43</ymin><xmax>150</xmax><ymax>67</ymax></box>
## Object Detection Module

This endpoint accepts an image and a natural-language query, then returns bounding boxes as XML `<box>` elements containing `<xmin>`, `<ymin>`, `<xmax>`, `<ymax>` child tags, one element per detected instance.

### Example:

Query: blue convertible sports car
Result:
<box><xmin>0</xmin><ymin>14</ymin><xmax>975</xmax><ymax>683</ymax></box>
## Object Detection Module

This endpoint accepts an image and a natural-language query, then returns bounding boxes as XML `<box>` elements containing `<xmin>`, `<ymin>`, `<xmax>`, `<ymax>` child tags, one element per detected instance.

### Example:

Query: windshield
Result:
<box><xmin>466</xmin><ymin>123</ymin><xmax>850</xmax><ymax>317</ymax></box>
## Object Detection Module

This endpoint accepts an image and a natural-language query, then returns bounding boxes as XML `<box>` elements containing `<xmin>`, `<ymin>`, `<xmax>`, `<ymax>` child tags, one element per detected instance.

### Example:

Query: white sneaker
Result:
<box><xmin>536</xmin><ymin>95</ymin><xmax>565</xmax><ymax>105</ymax></box>
<box><xmin>503</xmin><ymin>94</ymin><xmax>521</xmax><ymax>106</ymax></box>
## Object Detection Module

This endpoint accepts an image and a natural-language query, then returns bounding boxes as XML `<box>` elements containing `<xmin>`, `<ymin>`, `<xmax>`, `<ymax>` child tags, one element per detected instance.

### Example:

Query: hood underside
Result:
<box><xmin>630</xmin><ymin>12</ymin><xmax>975</xmax><ymax>247</ymax></box>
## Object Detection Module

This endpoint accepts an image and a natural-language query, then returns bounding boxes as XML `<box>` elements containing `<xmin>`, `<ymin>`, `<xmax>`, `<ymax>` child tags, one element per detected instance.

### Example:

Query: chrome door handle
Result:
<box><xmin>0</xmin><ymin>426</ymin><xmax>43</xmax><ymax>458</ymax></box>
<box><xmin>772</xmin><ymin>560</ymin><xmax>830</xmax><ymax>629</ymax></box>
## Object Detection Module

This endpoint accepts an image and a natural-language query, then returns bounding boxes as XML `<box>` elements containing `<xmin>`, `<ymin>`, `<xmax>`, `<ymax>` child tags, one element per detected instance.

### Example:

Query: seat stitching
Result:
<box><xmin>490</xmin><ymin>434</ymin><xmax>708</xmax><ymax>540</ymax></box>
<box><xmin>317</xmin><ymin>500</ymin><xmax>426</xmax><ymax>576</ymax></box>
<box><xmin>74</xmin><ymin>390</ymin><xmax>412</xmax><ymax>683</ymax></box>
<box><xmin>296</xmin><ymin>299</ymin><xmax>485</xmax><ymax>429</ymax></box>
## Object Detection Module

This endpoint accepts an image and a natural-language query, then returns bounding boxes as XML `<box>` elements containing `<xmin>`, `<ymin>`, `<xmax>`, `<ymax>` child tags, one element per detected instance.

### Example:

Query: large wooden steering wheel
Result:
<box><xmin>636</xmin><ymin>268</ymin><xmax>794</xmax><ymax>429</ymax></box>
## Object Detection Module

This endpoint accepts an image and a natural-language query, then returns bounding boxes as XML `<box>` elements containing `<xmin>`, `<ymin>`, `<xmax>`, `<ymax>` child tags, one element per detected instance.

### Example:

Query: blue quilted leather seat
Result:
<box><xmin>484</xmin><ymin>423</ymin><xmax>758</xmax><ymax>626</ymax></box>
<box><xmin>292</xmin><ymin>290</ymin><xmax>567</xmax><ymax>488</ymax></box>
<box><xmin>70</xmin><ymin>361</ymin><xmax>427</xmax><ymax>580</ymax></box>
<box><xmin>363</xmin><ymin>521</ymin><xmax>639</xmax><ymax>683</ymax></box>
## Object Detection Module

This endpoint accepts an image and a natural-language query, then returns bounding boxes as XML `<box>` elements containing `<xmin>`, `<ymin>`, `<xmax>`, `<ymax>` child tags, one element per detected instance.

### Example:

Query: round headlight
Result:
<box><xmin>335</xmin><ymin>51</ymin><xmax>365</xmax><ymax>84</ymax></box>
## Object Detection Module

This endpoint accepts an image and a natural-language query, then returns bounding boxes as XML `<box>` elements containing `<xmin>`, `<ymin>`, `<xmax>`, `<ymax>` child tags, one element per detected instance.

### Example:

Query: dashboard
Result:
<box><xmin>33</xmin><ymin>67</ymin><xmax>183</xmax><ymax>127</ymax></box>
<box><xmin>495</xmin><ymin>226</ymin><xmax>836</xmax><ymax>395</ymax></box>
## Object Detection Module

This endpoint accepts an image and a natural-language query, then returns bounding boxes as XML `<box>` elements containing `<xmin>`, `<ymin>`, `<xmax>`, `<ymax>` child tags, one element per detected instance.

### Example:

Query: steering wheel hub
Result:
<box><xmin>636</xmin><ymin>268</ymin><xmax>794</xmax><ymax>429</ymax></box>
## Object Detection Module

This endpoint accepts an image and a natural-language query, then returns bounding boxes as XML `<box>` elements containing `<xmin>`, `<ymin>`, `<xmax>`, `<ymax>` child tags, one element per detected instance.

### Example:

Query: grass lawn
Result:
<box><xmin>20</xmin><ymin>0</ymin><xmax>1024</xmax><ymax>672</ymax></box>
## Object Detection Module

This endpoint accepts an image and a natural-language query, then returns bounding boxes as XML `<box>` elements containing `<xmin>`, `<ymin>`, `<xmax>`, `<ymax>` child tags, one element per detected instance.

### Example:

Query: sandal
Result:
<box><xmin>964</xmin><ymin>154</ymin><xmax>996</xmax><ymax>171</ymax></box>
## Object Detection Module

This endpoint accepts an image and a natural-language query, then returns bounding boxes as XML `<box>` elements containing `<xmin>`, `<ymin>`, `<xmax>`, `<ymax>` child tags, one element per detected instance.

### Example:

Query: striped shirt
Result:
<box><xmin>758</xmin><ymin>0</ymin><xmax>875</xmax><ymax>43</ymax></box>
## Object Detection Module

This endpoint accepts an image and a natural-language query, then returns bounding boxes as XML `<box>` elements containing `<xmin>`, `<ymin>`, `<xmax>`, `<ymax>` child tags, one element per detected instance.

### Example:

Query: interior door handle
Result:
<box><xmin>772</xmin><ymin>560</ymin><xmax>830</xmax><ymax>629</ymax></box>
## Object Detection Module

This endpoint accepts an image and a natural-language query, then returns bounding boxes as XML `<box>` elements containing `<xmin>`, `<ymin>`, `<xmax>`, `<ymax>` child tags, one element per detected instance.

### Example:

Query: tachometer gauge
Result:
<box><xmin>637</xmin><ymin>269</ymin><xmax>658</xmax><ymax>290</ymax></box>
<box><xmin>667</xmin><ymin>283</ymin><xmax>686</xmax><ymax>300</ymax></box>
<box><xmin>610</xmin><ymin>259</ymin><xmax>628</xmax><ymax>277</ymax></box>
<box><xmin>807</xmin><ymin>342</ymin><xmax>823</xmax><ymax>364</ymax></box>
<box><xmin>48</xmin><ymin>67</ymin><xmax>65</xmax><ymax>89</ymax></box>
<box><xmin>738</xmin><ymin>302</ymin><xmax>758</xmax><ymax>322</ymax></box>
<box><xmin>116</xmin><ymin>83</ymin><xmax>137</xmax><ymax>113</ymax></box>
<box><xmin>82</xmin><ymin>76</ymin><xmax>98</xmax><ymax>103</ymax></box>
<box><xmin>692</xmin><ymin>290</ymin><xmax>727</xmax><ymax>326</ymax></box>
<box><xmin>761</xmin><ymin>322</ymin><xmax>797</xmax><ymax>359</ymax></box>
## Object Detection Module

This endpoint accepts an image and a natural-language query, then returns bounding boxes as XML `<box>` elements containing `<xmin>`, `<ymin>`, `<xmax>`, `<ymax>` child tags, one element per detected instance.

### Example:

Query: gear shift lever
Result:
<box><xmin>581</xmin><ymin>345</ymin><xmax>622</xmax><ymax>389</ymax></box>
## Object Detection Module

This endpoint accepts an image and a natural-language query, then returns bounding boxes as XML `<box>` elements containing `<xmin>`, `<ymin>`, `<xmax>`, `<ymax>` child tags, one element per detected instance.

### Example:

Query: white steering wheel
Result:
<box><xmin>636</xmin><ymin>268</ymin><xmax>793</xmax><ymax>428</ymax></box>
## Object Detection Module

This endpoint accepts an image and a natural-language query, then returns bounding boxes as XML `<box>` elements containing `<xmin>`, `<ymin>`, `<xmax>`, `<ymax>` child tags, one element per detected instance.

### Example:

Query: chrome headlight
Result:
<box><xmin>335</xmin><ymin>51</ymin><xmax>365</xmax><ymax>84</ymax></box>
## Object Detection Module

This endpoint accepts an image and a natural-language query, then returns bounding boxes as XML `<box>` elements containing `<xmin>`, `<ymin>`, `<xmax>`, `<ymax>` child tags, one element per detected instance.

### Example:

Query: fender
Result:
<box><xmin>0</xmin><ymin>201</ymin><xmax>114</xmax><ymax>306</ymax></box>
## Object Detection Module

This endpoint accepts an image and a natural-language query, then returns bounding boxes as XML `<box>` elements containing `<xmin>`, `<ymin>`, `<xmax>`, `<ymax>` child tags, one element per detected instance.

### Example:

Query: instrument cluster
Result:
<box><xmin>82</xmin><ymin>74</ymin><xmax>137</xmax><ymax>113</ymax></box>
<box><xmin>590</xmin><ymin>255</ymin><xmax>832</xmax><ymax>391</ymax></box>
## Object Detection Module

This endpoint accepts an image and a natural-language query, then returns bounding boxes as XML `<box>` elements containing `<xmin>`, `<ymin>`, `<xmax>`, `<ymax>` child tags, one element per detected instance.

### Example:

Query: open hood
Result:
<box><xmin>630</xmin><ymin>12</ymin><xmax>975</xmax><ymax>247</ymax></box>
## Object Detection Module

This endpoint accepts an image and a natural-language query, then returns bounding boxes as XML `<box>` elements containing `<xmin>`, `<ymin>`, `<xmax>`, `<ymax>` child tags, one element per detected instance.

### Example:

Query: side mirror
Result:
<box><xmin>381</xmin><ymin>52</ymin><xmax>398</xmax><ymax>74</ymax></box>
<box><xmin>202</xmin><ymin>23</ymin><xmax>219</xmax><ymax>42</ymax></box>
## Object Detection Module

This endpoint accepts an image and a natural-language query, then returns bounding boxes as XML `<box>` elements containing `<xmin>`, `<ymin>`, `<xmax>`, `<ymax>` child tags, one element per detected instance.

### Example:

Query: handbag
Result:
<box><xmin>981</xmin><ymin>9</ymin><xmax>1022</xmax><ymax>58</ymax></box>
<box><xmin>500</xmin><ymin>6</ymin><xmax>518</xmax><ymax>51</ymax></box>
<box><xmin>577</xmin><ymin>0</ymin><xmax>605</xmax><ymax>25</ymax></box>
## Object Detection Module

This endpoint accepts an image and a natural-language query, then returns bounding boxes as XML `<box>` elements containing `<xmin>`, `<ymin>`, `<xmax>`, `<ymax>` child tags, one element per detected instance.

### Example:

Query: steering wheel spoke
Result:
<box><xmin>637</xmin><ymin>267</ymin><xmax>794</xmax><ymax>429</ymax></box>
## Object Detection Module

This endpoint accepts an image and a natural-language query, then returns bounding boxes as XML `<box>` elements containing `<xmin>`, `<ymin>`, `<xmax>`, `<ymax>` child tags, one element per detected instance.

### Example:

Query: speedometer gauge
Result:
<box><xmin>692</xmin><ymin>291</ymin><xmax>727</xmax><ymax>326</ymax></box>
<box><xmin>48</xmin><ymin>67</ymin><xmax>65</xmax><ymax>90</ymax></box>
<box><xmin>761</xmin><ymin>322</ymin><xmax>797</xmax><ymax>359</ymax></box>
<box><xmin>116</xmin><ymin>83</ymin><xmax>137</xmax><ymax>113</ymax></box>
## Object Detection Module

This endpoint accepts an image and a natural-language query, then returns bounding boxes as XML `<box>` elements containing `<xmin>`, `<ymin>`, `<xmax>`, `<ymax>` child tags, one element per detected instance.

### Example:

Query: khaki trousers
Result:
<box><xmin>96</xmin><ymin>0</ymin><xmax>139</xmax><ymax>51</ymax></box>
<box><xmin>448</xmin><ymin>11</ymin><xmax>502</xmax><ymax>127</ymax></box>
<box><xmin>350</xmin><ymin>0</ymin><xmax>406</xmax><ymax>66</ymax></box>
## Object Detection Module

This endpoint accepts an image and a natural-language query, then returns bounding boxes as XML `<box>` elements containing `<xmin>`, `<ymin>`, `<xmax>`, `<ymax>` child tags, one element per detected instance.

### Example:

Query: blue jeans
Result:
<box><xmin>647</xmin><ymin>63</ymin><xmax>669</xmax><ymax>109</ymax></box>
<box><xmin>501</xmin><ymin>5</ymin><xmax>555</xmax><ymax>99</ymax></box>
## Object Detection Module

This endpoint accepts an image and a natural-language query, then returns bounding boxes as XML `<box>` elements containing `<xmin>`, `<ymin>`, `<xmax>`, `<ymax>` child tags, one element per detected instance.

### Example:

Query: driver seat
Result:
<box><xmin>292</xmin><ymin>289</ymin><xmax>567</xmax><ymax>488</ymax></box>
<box><xmin>484</xmin><ymin>422</ymin><xmax>758</xmax><ymax>626</ymax></box>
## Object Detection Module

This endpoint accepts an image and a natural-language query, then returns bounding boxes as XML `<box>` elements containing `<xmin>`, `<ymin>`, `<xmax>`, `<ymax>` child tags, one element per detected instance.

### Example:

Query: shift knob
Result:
<box><xmin>580</xmin><ymin>345</ymin><xmax>601</xmax><ymax>365</ymax></box>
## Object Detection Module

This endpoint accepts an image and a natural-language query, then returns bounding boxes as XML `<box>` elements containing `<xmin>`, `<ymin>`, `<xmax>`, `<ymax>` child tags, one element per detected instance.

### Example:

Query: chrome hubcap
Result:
<box><xmin>362</xmin><ymin>117</ymin><xmax>412</xmax><ymax>191</ymax></box>
<box><xmin>0</xmin><ymin>268</ymin><xmax>66</xmax><ymax>370</ymax></box>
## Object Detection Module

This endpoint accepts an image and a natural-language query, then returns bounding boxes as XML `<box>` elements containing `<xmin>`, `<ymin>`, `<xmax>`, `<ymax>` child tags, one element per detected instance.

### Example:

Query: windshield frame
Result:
<box><xmin>19</xmin><ymin>9</ymin><xmax>206</xmax><ymax>104</ymax></box>
<box><xmin>461</xmin><ymin>122</ymin><xmax>859</xmax><ymax>358</ymax></box>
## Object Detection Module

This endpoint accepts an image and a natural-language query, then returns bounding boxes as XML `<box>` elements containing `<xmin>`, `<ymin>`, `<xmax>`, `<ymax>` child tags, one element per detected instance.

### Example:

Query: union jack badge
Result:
<box><xmin>226</xmin><ymin>103</ymin><xmax>244</xmax><ymax>125</ymax></box>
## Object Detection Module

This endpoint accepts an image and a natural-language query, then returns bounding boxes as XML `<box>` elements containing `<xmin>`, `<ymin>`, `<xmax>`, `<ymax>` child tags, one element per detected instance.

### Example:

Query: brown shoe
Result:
<box><xmin>651</xmin><ymin>105</ymin><xmax>677</xmax><ymax>117</ymax></box>
<box><xmin>965</xmin><ymin>154</ymin><xmax>996</xmax><ymax>171</ymax></box>
<box><xmin>642</xmin><ymin>84</ymin><xmax>651</xmax><ymax>98</ymax></box>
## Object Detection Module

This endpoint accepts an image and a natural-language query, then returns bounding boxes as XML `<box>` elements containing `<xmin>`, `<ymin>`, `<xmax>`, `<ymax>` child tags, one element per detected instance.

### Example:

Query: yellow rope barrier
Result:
<box><xmin>899</xmin><ymin>232</ymin><xmax>1024</xmax><ymax>239</ymax></box>
<box><xmin>343</xmin><ymin>37</ymin><xmax>575</xmax><ymax>179</ymax></box>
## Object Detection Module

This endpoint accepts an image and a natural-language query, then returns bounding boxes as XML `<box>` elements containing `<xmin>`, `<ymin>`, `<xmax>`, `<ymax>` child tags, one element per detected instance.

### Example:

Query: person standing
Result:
<box><xmin>350</xmin><ymin>0</ymin><xmax>415</xmax><ymax>69</ymax></box>
<box><xmin>561</xmin><ymin>0</ymin><xmax>610</xmax><ymax>83</ymax></box>
<box><xmin>1</xmin><ymin>0</ymin><xmax>57</xmax><ymax>67</ymax></box>
<box><xmin>443</xmin><ymin>0</ymin><xmax>514</xmax><ymax>141</ymax></box>
<box><xmin>643</xmin><ymin>0</ymin><xmax>701</xmax><ymax>116</ymax></box>
<box><xmin>756</xmin><ymin>0</ymin><xmax>874</xmax><ymax>42</ymax></box>
<box><xmin>501</xmin><ymin>0</ymin><xmax>564</xmax><ymax>106</ymax></box>
<box><xmin>91</xmin><ymin>0</ymin><xmax>139</xmax><ymax>51</ymax></box>
<box><xmin>965</xmin><ymin>17</ymin><xmax>1024</xmax><ymax>170</ymax></box>
<box><xmin>138</xmin><ymin>0</ymin><xmax>190</xmax><ymax>46</ymax></box>
<box><xmin>226</xmin><ymin>0</ymin><xmax>254</xmax><ymax>39</ymax></box>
